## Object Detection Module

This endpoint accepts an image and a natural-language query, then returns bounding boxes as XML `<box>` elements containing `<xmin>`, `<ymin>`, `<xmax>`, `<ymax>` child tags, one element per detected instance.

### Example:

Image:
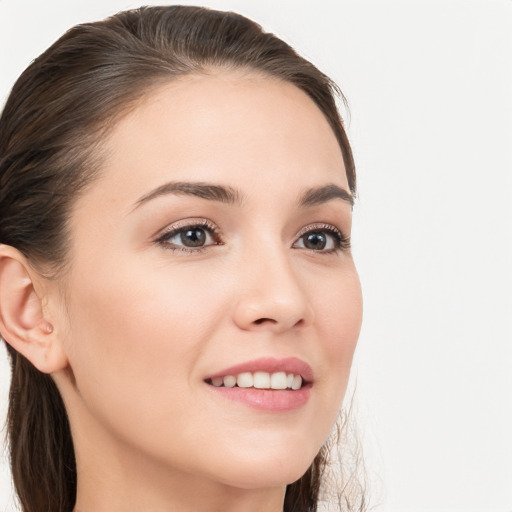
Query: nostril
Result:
<box><xmin>254</xmin><ymin>318</ymin><xmax>276</xmax><ymax>325</ymax></box>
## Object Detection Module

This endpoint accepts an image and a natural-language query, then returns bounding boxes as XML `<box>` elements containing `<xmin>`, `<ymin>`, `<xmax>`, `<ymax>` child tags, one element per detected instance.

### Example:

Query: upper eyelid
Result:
<box><xmin>155</xmin><ymin>218</ymin><xmax>220</xmax><ymax>239</ymax></box>
<box><xmin>294</xmin><ymin>223</ymin><xmax>345</xmax><ymax>239</ymax></box>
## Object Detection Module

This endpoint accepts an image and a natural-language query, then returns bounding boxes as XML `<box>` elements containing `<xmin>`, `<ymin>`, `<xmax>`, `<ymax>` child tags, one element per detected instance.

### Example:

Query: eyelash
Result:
<box><xmin>155</xmin><ymin>219</ymin><xmax>222</xmax><ymax>254</ymax></box>
<box><xmin>154</xmin><ymin>220</ymin><xmax>350</xmax><ymax>254</ymax></box>
<box><xmin>294</xmin><ymin>223</ymin><xmax>351</xmax><ymax>253</ymax></box>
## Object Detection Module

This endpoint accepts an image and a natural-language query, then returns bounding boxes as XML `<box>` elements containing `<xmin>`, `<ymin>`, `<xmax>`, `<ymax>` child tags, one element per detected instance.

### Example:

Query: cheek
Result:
<box><xmin>68</xmin><ymin>256</ymin><xmax>222</xmax><ymax>347</ymax></box>
<box><xmin>314</xmin><ymin>262</ymin><xmax>362</xmax><ymax>352</ymax></box>
<box><xmin>62</xmin><ymin>259</ymin><xmax>227</xmax><ymax>429</ymax></box>
<box><xmin>311</xmin><ymin>264</ymin><xmax>362</xmax><ymax>401</ymax></box>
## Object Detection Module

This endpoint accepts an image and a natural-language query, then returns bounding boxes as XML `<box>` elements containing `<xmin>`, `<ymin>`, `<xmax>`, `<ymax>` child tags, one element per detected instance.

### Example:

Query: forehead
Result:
<box><xmin>82</xmin><ymin>72</ymin><xmax>348</xmax><ymax>211</ymax></box>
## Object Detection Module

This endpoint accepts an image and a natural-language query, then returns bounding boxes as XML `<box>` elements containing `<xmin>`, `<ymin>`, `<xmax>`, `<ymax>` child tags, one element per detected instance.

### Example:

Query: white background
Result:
<box><xmin>0</xmin><ymin>1</ymin><xmax>511</xmax><ymax>511</ymax></box>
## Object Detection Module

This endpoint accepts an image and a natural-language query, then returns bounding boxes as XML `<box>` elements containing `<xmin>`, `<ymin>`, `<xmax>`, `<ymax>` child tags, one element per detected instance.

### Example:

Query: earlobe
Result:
<box><xmin>0</xmin><ymin>245</ymin><xmax>68</xmax><ymax>374</ymax></box>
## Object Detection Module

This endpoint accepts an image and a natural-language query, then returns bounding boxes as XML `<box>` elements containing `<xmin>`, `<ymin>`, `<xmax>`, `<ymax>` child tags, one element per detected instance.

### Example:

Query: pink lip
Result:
<box><xmin>204</xmin><ymin>357</ymin><xmax>313</xmax><ymax>412</ymax></box>
<box><xmin>205</xmin><ymin>357</ymin><xmax>314</xmax><ymax>383</ymax></box>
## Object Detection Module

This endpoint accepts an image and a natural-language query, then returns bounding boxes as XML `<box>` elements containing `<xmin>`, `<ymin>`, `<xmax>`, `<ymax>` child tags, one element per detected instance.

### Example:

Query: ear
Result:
<box><xmin>0</xmin><ymin>244</ymin><xmax>68</xmax><ymax>374</ymax></box>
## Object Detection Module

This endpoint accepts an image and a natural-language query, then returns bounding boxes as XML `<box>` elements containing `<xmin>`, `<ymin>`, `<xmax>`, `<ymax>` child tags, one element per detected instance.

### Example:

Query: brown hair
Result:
<box><xmin>0</xmin><ymin>5</ymin><xmax>361</xmax><ymax>511</ymax></box>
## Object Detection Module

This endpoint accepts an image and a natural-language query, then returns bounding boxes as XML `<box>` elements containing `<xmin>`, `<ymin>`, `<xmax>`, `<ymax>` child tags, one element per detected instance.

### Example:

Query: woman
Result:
<box><xmin>0</xmin><ymin>5</ymin><xmax>364</xmax><ymax>512</ymax></box>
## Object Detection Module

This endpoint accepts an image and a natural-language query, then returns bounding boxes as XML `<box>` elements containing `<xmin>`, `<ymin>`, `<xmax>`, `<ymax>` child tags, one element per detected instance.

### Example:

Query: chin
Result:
<box><xmin>207</xmin><ymin>446</ymin><xmax>317</xmax><ymax>490</ymax></box>
<box><xmin>219</xmin><ymin>467</ymin><xmax>311</xmax><ymax>491</ymax></box>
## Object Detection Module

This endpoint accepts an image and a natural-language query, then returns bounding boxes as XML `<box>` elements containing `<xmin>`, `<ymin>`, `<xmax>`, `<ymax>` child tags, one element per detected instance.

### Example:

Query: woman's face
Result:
<box><xmin>54</xmin><ymin>72</ymin><xmax>362</xmax><ymax>490</ymax></box>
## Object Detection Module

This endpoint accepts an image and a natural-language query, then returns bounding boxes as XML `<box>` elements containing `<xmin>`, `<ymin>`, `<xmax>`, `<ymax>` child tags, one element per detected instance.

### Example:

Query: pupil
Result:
<box><xmin>181</xmin><ymin>228</ymin><xmax>206</xmax><ymax>247</ymax></box>
<box><xmin>305</xmin><ymin>232</ymin><xmax>326</xmax><ymax>250</ymax></box>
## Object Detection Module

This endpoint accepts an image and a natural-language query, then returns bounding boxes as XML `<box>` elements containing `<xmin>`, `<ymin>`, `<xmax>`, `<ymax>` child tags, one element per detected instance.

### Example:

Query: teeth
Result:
<box><xmin>237</xmin><ymin>372</ymin><xmax>253</xmax><ymax>388</ymax></box>
<box><xmin>211</xmin><ymin>371</ymin><xmax>304</xmax><ymax>390</ymax></box>
<box><xmin>212</xmin><ymin>377</ymin><xmax>224</xmax><ymax>387</ymax></box>
<box><xmin>291</xmin><ymin>375</ymin><xmax>302</xmax><ymax>390</ymax></box>
<box><xmin>270</xmin><ymin>372</ymin><xmax>287</xmax><ymax>390</ymax></box>
<box><xmin>253</xmin><ymin>371</ymin><xmax>270</xmax><ymax>389</ymax></box>
<box><xmin>223</xmin><ymin>375</ymin><xmax>236</xmax><ymax>388</ymax></box>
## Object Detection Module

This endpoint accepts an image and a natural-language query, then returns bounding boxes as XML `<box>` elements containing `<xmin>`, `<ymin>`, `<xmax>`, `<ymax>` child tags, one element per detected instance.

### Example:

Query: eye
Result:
<box><xmin>293</xmin><ymin>224</ymin><xmax>350</xmax><ymax>253</ymax></box>
<box><xmin>155</xmin><ymin>220</ymin><xmax>221</xmax><ymax>252</ymax></box>
<box><xmin>297</xmin><ymin>231</ymin><xmax>334</xmax><ymax>251</ymax></box>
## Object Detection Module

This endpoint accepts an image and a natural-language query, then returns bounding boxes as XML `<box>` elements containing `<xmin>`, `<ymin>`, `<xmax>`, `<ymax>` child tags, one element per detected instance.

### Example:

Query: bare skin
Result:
<box><xmin>0</xmin><ymin>72</ymin><xmax>362</xmax><ymax>512</ymax></box>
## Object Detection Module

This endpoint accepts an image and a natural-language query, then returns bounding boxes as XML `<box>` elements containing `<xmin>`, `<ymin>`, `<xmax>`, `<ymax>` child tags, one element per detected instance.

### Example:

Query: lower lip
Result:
<box><xmin>206</xmin><ymin>384</ymin><xmax>312</xmax><ymax>412</ymax></box>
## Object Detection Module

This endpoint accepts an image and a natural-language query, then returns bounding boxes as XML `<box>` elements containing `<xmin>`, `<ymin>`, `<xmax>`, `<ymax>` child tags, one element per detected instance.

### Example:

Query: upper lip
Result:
<box><xmin>205</xmin><ymin>357</ymin><xmax>314</xmax><ymax>383</ymax></box>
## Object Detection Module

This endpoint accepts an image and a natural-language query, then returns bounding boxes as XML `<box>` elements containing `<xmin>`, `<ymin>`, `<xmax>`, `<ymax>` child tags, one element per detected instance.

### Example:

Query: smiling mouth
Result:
<box><xmin>205</xmin><ymin>371</ymin><xmax>305</xmax><ymax>390</ymax></box>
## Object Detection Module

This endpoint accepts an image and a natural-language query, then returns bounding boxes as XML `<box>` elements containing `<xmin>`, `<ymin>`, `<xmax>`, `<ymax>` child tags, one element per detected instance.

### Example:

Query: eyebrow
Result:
<box><xmin>299</xmin><ymin>184</ymin><xmax>354</xmax><ymax>208</ymax></box>
<box><xmin>133</xmin><ymin>181</ymin><xmax>353</xmax><ymax>210</ymax></box>
<box><xmin>134</xmin><ymin>181</ymin><xmax>245</xmax><ymax>209</ymax></box>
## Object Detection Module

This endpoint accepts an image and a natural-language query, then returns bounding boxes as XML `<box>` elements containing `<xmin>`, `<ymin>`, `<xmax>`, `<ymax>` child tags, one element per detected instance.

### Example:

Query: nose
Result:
<box><xmin>232</xmin><ymin>248</ymin><xmax>314</xmax><ymax>333</ymax></box>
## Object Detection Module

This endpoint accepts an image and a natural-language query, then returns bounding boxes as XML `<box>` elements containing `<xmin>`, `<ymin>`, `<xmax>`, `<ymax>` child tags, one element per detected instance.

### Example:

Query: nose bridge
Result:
<box><xmin>233</xmin><ymin>234</ymin><xmax>313</xmax><ymax>331</ymax></box>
